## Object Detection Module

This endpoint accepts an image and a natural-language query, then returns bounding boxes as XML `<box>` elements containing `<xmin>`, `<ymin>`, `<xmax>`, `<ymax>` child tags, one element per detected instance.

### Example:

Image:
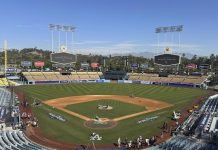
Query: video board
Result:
<box><xmin>154</xmin><ymin>54</ymin><xmax>180</xmax><ymax>66</ymax></box>
<box><xmin>51</xmin><ymin>52</ymin><xmax>76</xmax><ymax>64</ymax></box>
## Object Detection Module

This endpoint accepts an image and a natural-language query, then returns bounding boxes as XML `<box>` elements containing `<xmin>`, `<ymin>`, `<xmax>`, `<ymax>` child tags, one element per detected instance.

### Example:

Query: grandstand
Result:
<box><xmin>149</xmin><ymin>135</ymin><xmax>218</xmax><ymax>150</ymax></box>
<box><xmin>0</xmin><ymin>88</ymin><xmax>11</xmax><ymax>107</ymax></box>
<box><xmin>22</xmin><ymin>72</ymin><xmax>101</xmax><ymax>84</ymax></box>
<box><xmin>0</xmin><ymin>130</ymin><xmax>49</xmax><ymax>150</ymax></box>
<box><xmin>0</xmin><ymin>78</ymin><xmax>17</xmax><ymax>87</ymax></box>
<box><xmin>150</xmin><ymin>94</ymin><xmax>218</xmax><ymax>150</ymax></box>
<box><xmin>42</xmin><ymin>72</ymin><xmax>59</xmax><ymax>80</ymax></box>
<box><xmin>0</xmin><ymin>83</ymin><xmax>49</xmax><ymax>150</ymax></box>
<box><xmin>128</xmin><ymin>73</ymin><xmax>208</xmax><ymax>87</ymax></box>
<box><xmin>77</xmin><ymin>72</ymin><xmax>90</xmax><ymax>80</ymax></box>
<box><xmin>68</xmin><ymin>72</ymin><xmax>80</xmax><ymax>80</ymax></box>
<box><xmin>21</xmin><ymin>71</ymin><xmax>208</xmax><ymax>87</ymax></box>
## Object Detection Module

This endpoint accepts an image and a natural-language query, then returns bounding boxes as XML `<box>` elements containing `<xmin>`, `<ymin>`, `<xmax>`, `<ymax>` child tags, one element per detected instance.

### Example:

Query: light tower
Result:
<box><xmin>155</xmin><ymin>25</ymin><xmax>183</xmax><ymax>54</ymax></box>
<box><xmin>48</xmin><ymin>24</ymin><xmax>55</xmax><ymax>53</ymax></box>
<box><xmin>48</xmin><ymin>24</ymin><xmax>76</xmax><ymax>53</ymax></box>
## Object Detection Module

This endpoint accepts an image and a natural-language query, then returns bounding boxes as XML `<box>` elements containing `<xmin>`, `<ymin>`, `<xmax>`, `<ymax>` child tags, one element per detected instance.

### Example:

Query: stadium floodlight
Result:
<box><xmin>154</xmin><ymin>25</ymin><xmax>184</xmax><ymax>71</ymax></box>
<box><xmin>69</xmin><ymin>26</ymin><xmax>76</xmax><ymax>32</ymax></box>
<box><xmin>63</xmin><ymin>26</ymin><xmax>70</xmax><ymax>32</ymax></box>
<box><xmin>48</xmin><ymin>24</ymin><xmax>56</xmax><ymax>53</ymax></box>
<box><xmin>155</xmin><ymin>25</ymin><xmax>183</xmax><ymax>33</ymax></box>
<box><xmin>48</xmin><ymin>24</ymin><xmax>76</xmax><ymax>53</ymax></box>
<box><xmin>55</xmin><ymin>25</ymin><xmax>62</xmax><ymax>51</ymax></box>
<box><xmin>56</xmin><ymin>25</ymin><xmax>62</xmax><ymax>31</ymax></box>
<box><xmin>48</xmin><ymin>24</ymin><xmax>55</xmax><ymax>30</ymax></box>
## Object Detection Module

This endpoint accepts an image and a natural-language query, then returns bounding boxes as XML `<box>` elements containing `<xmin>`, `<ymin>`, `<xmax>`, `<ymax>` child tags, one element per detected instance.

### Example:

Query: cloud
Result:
<box><xmin>114</xmin><ymin>42</ymin><xmax>143</xmax><ymax>48</ymax></box>
<box><xmin>147</xmin><ymin>42</ymin><xmax>203</xmax><ymax>54</ymax></box>
<box><xmin>74</xmin><ymin>40</ymin><xmax>111</xmax><ymax>45</ymax></box>
<box><xmin>72</xmin><ymin>41</ymin><xmax>145</xmax><ymax>55</ymax></box>
<box><xmin>70</xmin><ymin>40</ymin><xmax>205</xmax><ymax>56</ymax></box>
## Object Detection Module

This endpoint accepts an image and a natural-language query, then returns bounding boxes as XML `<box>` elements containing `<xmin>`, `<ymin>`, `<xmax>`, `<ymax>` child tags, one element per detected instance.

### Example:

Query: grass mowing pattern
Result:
<box><xmin>65</xmin><ymin>99</ymin><xmax>146</xmax><ymax>119</ymax></box>
<box><xmin>15</xmin><ymin>83</ymin><xmax>210</xmax><ymax>145</ymax></box>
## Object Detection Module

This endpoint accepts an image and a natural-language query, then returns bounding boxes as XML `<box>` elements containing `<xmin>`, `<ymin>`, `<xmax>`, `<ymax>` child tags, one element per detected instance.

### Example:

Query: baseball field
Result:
<box><xmin>15</xmin><ymin>83</ymin><xmax>210</xmax><ymax>146</ymax></box>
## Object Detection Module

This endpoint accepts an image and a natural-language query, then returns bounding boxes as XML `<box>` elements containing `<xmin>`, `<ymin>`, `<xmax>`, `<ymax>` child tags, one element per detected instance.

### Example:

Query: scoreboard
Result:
<box><xmin>154</xmin><ymin>54</ymin><xmax>180</xmax><ymax>66</ymax></box>
<box><xmin>51</xmin><ymin>52</ymin><xmax>76</xmax><ymax>64</ymax></box>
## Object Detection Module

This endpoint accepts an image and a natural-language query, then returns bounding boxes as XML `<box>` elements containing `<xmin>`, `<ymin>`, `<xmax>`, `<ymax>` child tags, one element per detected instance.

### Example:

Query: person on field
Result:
<box><xmin>118</xmin><ymin>137</ymin><xmax>121</xmax><ymax>148</ymax></box>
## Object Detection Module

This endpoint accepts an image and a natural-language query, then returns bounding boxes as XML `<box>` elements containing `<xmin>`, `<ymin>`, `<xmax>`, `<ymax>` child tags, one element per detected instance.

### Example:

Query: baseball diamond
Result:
<box><xmin>14</xmin><ymin>83</ymin><xmax>210</xmax><ymax>149</ymax></box>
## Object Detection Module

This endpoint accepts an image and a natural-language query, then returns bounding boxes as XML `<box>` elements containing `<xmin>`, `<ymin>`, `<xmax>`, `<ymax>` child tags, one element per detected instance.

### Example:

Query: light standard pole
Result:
<box><xmin>48</xmin><ymin>24</ymin><xmax>55</xmax><ymax>53</ymax></box>
<box><xmin>56</xmin><ymin>25</ymin><xmax>62</xmax><ymax>52</ymax></box>
<box><xmin>49</xmin><ymin>24</ymin><xmax>75</xmax><ymax>54</ymax></box>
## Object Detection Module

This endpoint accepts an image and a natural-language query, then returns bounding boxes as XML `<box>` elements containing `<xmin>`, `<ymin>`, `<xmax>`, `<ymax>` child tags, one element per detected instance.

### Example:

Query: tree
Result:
<box><xmin>191</xmin><ymin>55</ymin><xmax>198</xmax><ymax>64</ymax></box>
<box><xmin>210</xmin><ymin>54</ymin><xmax>216</xmax><ymax>71</ymax></box>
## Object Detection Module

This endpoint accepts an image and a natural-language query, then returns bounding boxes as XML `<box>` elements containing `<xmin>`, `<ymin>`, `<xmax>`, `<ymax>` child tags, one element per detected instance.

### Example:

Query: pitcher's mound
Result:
<box><xmin>84</xmin><ymin>118</ymin><xmax>117</xmax><ymax>129</ymax></box>
<box><xmin>97</xmin><ymin>104</ymin><xmax>113</xmax><ymax>110</ymax></box>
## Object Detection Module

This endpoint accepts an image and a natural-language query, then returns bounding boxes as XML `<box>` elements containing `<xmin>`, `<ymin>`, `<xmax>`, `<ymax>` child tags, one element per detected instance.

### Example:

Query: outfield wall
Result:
<box><xmin>27</xmin><ymin>79</ymin><xmax>200</xmax><ymax>88</ymax></box>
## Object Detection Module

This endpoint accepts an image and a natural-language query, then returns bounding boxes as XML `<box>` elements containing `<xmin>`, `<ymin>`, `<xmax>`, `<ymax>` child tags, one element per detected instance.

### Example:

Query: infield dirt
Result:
<box><xmin>44</xmin><ymin>95</ymin><xmax>172</xmax><ymax>121</ymax></box>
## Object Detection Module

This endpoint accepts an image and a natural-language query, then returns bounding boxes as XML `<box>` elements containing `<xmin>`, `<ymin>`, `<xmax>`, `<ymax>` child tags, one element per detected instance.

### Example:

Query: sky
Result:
<box><xmin>0</xmin><ymin>0</ymin><xmax>217</xmax><ymax>56</ymax></box>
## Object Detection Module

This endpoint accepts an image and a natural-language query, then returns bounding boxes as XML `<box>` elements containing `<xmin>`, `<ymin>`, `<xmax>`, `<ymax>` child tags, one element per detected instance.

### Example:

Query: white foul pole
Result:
<box><xmin>4</xmin><ymin>40</ymin><xmax>7</xmax><ymax>77</ymax></box>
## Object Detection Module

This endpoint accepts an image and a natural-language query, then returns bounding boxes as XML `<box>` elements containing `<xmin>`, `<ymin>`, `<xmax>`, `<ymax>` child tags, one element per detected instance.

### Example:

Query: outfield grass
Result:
<box><xmin>15</xmin><ymin>83</ymin><xmax>210</xmax><ymax>145</ymax></box>
<box><xmin>65</xmin><ymin>99</ymin><xmax>146</xmax><ymax>119</ymax></box>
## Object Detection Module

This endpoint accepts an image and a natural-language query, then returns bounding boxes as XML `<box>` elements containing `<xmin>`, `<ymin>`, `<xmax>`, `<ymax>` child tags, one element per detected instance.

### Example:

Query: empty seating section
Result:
<box><xmin>42</xmin><ymin>72</ymin><xmax>59</xmax><ymax>80</ymax></box>
<box><xmin>29</xmin><ymin>72</ymin><xmax>46</xmax><ymax>80</ymax></box>
<box><xmin>0</xmin><ymin>130</ymin><xmax>47</xmax><ymax>150</ymax></box>
<box><xmin>23</xmin><ymin>72</ymin><xmax>206</xmax><ymax>85</ymax></box>
<box><xmin>139</xmin><ymin>76</ymin><xmax>151</xmax><ymax>81</ymax></box>
<box><xmin>159</xmin><ymin>77</ymin><xmax>172</xmax><ymax>82</ymax></box>
<box><xmin>97</xmin><ymin>72</ymin><xmax>103</xmax><ymax>75</ymax></box>
<box><xmin>0</xmin><ymin>88</ymin><xmax>11</xmax><ymax>107</ymax></box>
<box><xmin>22</xmin><ymin>72</ymin><xmax>34</xmax><ymax>81</ymax></box>
<box><xmin>68</xmin><ymin>72</ymin><xmax>80</xmax><ymax>80</ymax></box>
<box><xmin>183</xmin><ymin>76</ymin><xmax>206</xmax><ymax>84</ymax></box>
<box><xmin>153</xmin><ymin>135</ymin><xmax>218</xmax><ymax>150</ymax></box>
<box><xmin>54</xmin><ymin>72</ymin><xmax>69</xmax><ymax>80</ymax></box>
<box><xmin>128</xmin><ymin>73</ymin><xmax>159</xmax><ymax>81</ymax></box>
<box><xmin>128</xmin><ymin>73</ymin><xmax>140</xmax><ymax>80</ymax></box>
<box><xmin>22</xmin><ymin>72</ymin><xmax>101</xmax><ymax>82</ymax></box>
<box><xmin>170</xmin><ymin>76</ymin><xmax>185</xmax><ymax>83</ymax></box>
<box><xmin>149</xmin><ymin>77</ymin><xmax>161</xmax><ymax>82</ymax></box>
<box><xmin>77</xmin><ymin>72</ymin><xmax>90</xmax><ymax>80</ymax></box>
<box><xmin>128</xmin><ymin>73</ymin><xmax>206</xmax><ymax>85</ymax></box>
<box><xmin>0</xmin><ymin>78</ymin><xmax>17</xmax><ymax>86</ymax></box>
<box><xmin>87</xmin><ymin>72</ymin><xmax>100</xmax><ymax>80</ymax></box>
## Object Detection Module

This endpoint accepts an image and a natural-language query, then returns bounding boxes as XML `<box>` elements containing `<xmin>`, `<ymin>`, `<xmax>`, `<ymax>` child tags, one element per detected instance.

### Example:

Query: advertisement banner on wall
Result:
<box><xmin>124</xmin><ymin>80</ymin><xmax>132</xmax><ymax>84</ymax></box>
<box><xmin>91</xmin><ymin>63</ymin><xmax>100</xmax><ymax>68</ymax></box>
<box><xmin>21</xmin><ymin>61</ymin><xmax>32</xmax><ymax>67</ymax></box>
<box><xmin>199</xmin><ymin>64</ymin><xmax>210</xmax><ymax>69</ymax></box>
<box><xmin>131</xmin><ymin>63</ymin><xmax>138</xmax><ymax>69</ymax></box>
<box><xmin>141</xmin><ymin>81</ymin><xmax>151</xmax><ymax>85</ymax></box>
<box><xmin>34</xmin><ymin>61</ymin><xmax>45</xmax><ymax>67</ymax></box>
<box><xmin>186</xmin><ymin>64</ymin><xmax>197</xmax><ymax>69</ymax></box>
<box><xmin>140</xmin><ymin>64</ymin><xmax>149</xmax><ymax>69</ymax></box>
<box><xmin>81</xmin><ymin>63</ymin><xmax>89</xmax><ymax>68</ymax></box>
